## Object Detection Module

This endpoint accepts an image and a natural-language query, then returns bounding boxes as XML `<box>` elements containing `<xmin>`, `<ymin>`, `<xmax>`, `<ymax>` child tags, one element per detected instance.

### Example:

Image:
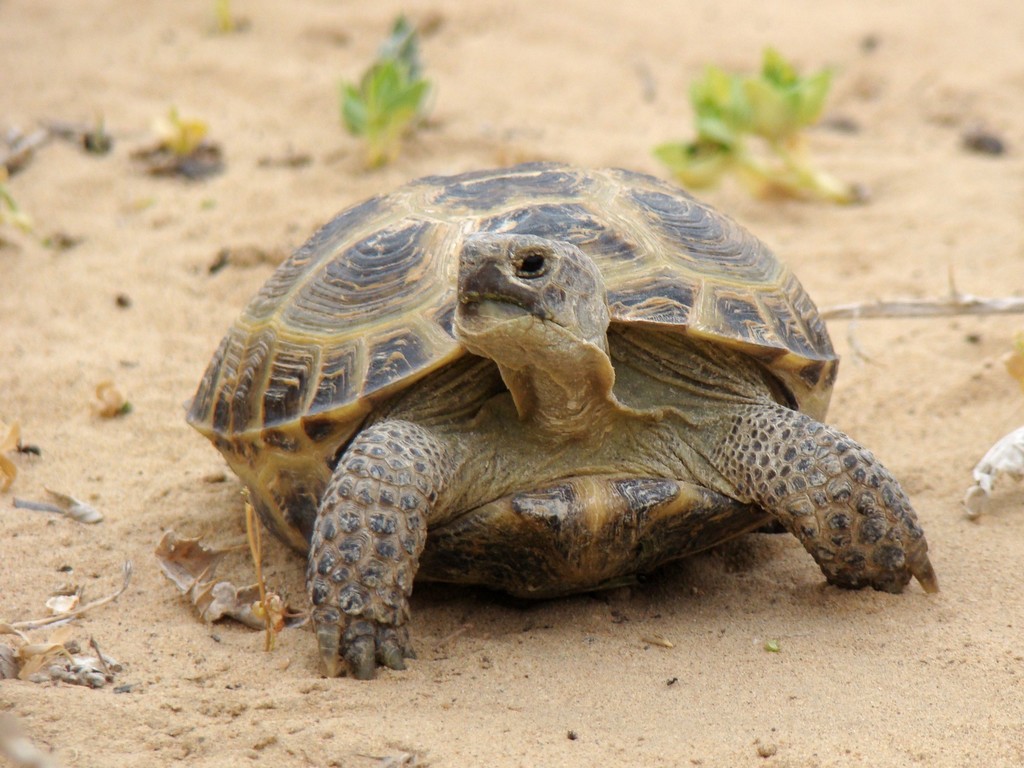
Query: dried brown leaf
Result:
<box><xmin>155</xmin><ymin>531</ymin><xmax>263</xmax><ymax>627</ymax></box>
<box><xmin>0</xmin><ymin>420</ymin><xmax>19</xmax><ymax>491</ymax></box>
<box><xmin>154</xmin><ymin>530</ymin><xmax>227</xmax><ymax>592</ymax></box>
<box><xmin>17</xmin><ymin>626</ymin><xmax>74</xmax><ymax>680</ymax></box>
<box><xmin>641</xmin><ymin>634</ymin><xmax>675</xmax><ymax>649</ymax></box>
<box><xmin>155</xmin><ymin>530</ymin><xmax>297</xmax><ymax>632</ymax></box>
<box><xmin>92</xmin><ymin>380</ymin><xmax>131</xmax><ymax>418</ymax></box>
<box><xmin>196</xmin><ymin>581</ymin><xmax>266</xmax><ymax>629</ymax></box>
<box><xmin>1003</xmin><ymin>333</ymin><xmax>1024</xmax><ymax>394</ymax></box>
<box><xmin>5</xmin><ymin>626</ymin><xmax>119</xmax><ymax>688</ymax></box>
<box><xmin>0</xmin><ymin>645</ymin><xmax>17</xmax><ymax>679</ymax></box>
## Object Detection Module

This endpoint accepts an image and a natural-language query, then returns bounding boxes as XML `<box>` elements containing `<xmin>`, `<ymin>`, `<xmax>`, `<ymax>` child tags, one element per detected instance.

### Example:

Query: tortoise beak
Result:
<box><xmin>457</xmin><ymin>236</ymin><xmax>555</xmax><ymax>320</ymax></box>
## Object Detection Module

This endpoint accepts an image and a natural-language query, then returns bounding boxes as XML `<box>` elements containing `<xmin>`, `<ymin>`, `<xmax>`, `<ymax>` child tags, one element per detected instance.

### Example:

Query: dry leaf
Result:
<box><xmin>155</xmin><ymin>531</ymin><xmax>265</xmax><ymax>629</ymax></box>
<box><xmin>45</xmin><ymin>595</ymin><xmax>80</xmax><ymax>616</ymax></box>
<box><xmin>1004</xmin><ymin>333</ymin><xmax>1024</xmax><ymax>393</ymax></box>
<box><xmin>253</xmin><ymin>593</ymin><xmax>287</xmax><ymax>635</ymax></box>
<box><xmin>964</xmin><ymin>425</ymin><xmax>1024</xmax><ymax>518</ymax></box>
<box><xmin>7</xmin><ymin>626</ymin><xmax>119</xmax><ymax>688</ymax></box>
<box><xmin>17</xmin><ymin>625</ymin><xmax>74</xmax><ymax>680</ymax></box>
<box><xmin>0</xmin><ymin>645</ymin><xmax>17</xmax><ymax>679</ymax></box>
<box><xmin>0</xmin><ymin>420</ymin><xmax>19</xmax><ymax>491</ymax></box>
<box><xmin>154</xmin><ymin>530</ymin><xmax>228</xmax><ymax>591</ymax></box>
<box><xmin>41</xmin><ymin>489</ymin><xmax>103</xmax><ymax>523</ymax></box>
<box><xmin>641</xmin><ymin>634</ymin><xmax>675</xmax><ymax>649</ymax></box>
<box><xmin>92</xmin><ymin>380</ymin><xmax>131</xmax><ymax>418</ymax></box>
<box><xmin>2</xmin><ymin>562</ymin><xmax>132</xmax><ymax>632</ymax></box>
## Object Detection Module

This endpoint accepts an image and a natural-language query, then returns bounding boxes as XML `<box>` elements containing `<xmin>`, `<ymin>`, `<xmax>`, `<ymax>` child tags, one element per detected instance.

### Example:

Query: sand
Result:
<box><xmin>2</xmin><ymin>1</ymin><xmax>1023</xmax><ymax>766</ymax></box>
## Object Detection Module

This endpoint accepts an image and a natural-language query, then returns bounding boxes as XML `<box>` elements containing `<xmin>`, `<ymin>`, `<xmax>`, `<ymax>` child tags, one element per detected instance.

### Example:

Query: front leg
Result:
<box><xmin>308</xmin><ymin>419</ymin><xmax>456</xmax><ymax>679</ymax></box>
<box><xmin>713</xmin><ymin>402</ymin><xmax>938</xmax><ymax>594</ymax></box>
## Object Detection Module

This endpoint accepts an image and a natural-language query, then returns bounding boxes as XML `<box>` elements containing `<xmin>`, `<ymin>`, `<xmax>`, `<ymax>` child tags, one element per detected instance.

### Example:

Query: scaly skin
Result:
<box><xmin>712</xmin><ymin>402</ymin><xmax>938</xmax><ymax>593</ymax></box>
<box><xmin>307</xmin><ymin>419</ymin><xmax>455</xmax><ymax>679</ymax></box>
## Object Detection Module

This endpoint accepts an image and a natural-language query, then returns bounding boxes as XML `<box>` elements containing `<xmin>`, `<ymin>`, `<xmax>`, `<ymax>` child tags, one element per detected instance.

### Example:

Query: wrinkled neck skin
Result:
<box><xmin>460</xmin><ymin>314</ymin><xmax>633</xmax><ymax>442</ymax></box>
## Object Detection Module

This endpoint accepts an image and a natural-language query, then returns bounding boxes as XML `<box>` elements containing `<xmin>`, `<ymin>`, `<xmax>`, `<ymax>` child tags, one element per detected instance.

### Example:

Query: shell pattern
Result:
<box><xmin>187</xmin><ymin>163</ymin><xmax>837</xmax><ymax>548</ymax></box>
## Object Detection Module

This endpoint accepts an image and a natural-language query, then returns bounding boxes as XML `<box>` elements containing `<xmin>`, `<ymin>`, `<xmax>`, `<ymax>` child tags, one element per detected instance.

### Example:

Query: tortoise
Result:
<box><xmin>188</xmin><ymin>162</ymin><xmax>937</xmax><ymax>679</ymax></box>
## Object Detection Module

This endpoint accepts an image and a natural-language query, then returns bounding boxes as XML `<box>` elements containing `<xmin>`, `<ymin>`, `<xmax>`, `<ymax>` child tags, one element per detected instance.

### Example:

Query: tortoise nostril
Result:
<box><xmin>517</xmin><ymin>252</ymin><xmax>546</xmax><ymax>277</ymax></box>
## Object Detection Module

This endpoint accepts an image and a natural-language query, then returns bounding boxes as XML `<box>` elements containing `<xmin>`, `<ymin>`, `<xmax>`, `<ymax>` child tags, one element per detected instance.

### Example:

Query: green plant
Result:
<box><xmin>655</xmin><ymin>48</ymin><xmax>861</xmax><ymax>204</ymax></box>
<box><xmin>154</xmin><ymin>107</ymin><xmax>210</xmax><ymax>157</ymax></box>
<box><xmin>213</xmin><ymin>0</ymin><xmax>235</xmax><ymax>33</ymax></box>
<box><xmin>0</xmin><ymin>169</ymin><xmax>32</xmax><ymax>233</ymax></box>
<box><xmin>340</xmin><ymin>16</ymin><xmax>432</xmax><ymax>168</ymax></box>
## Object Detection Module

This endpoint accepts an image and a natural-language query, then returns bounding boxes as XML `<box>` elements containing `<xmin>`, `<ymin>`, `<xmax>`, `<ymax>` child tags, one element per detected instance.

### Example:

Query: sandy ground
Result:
<box><xmin>2</xmin><ymin>1</ymin><xmax>1024</xmax><ymax>766</ymax></box>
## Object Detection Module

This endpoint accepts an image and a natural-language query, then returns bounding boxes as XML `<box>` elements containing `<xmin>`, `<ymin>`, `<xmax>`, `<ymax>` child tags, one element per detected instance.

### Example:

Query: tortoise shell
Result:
<box><xmin>188</xmin><ymin>163</ymin><xmax>837</xmax><ymax>549</ymax></box>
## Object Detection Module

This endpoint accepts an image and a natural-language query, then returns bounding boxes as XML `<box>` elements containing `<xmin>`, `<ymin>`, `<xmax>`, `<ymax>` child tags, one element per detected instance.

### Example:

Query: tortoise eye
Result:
<box><xmin>517</xmin><ymin>252</ymin><xmax>546</xmax><ymax>278</ymax></box>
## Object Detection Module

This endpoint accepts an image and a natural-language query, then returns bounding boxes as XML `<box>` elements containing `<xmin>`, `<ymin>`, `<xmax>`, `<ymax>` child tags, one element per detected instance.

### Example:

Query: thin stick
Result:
<box><xmin>431</xmin><ymin>623</ymin><xmax>473</xmax><ymax>651</ymax></box>
<box><xmin>1</xmin><ymin>128</ymin><xmax>50</xmax><ymax>175</ymax></box>
<box><xmin>1</xmin><ymin>562</ymin><xmax>132</xmax><ymax>632</ymax></box>
<box><xmin>244</xmin><ymin>496</ymin><xmax>274</xmax><ymax>651</ymax></box>
<box><xmin>88</xmin><ymin>637</ymin><xmax>111</xmax><ymax>678</ymax></box>
<box><xmin>821</xmin><ymin>293</ymin><xmax>1024</xmax><ymax>321</ymax></box>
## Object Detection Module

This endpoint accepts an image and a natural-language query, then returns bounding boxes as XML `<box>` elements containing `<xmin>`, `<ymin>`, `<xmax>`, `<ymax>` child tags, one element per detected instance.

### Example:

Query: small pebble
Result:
<box><xmin>757</xmin><ymin>742</ymin><xmax>778</xmax><ymax>758</ymax></box>
<box><xmin>962</xmin><ymin>128</ymin><xmax>1006</xmax><ymax>156</ymax></box>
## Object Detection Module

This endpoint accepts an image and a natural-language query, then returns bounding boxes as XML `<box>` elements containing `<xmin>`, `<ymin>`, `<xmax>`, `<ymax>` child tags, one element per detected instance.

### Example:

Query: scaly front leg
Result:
<box><xmin>307</xmin><ymin>419</ymin><xmax>456</xmax><ymax>679</ymax></box>
<box><xmin>713</xmin><ymin>402</ymin><xmax>938</xmax><ymax>594</ymax></box>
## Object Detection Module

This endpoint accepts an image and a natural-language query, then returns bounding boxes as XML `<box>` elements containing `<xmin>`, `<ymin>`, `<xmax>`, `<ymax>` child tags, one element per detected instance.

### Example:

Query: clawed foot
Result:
<box><xmin>818</xmin><ymin>533</ymin><xmax>939</xmax><ymax>595</ymax></box>
<box><xmin>314</xmin><ymin>613</ymin><xmax>414</xmax><ymax>679</ymax></box>
<box><xmin>716</xmin><ymin>404</ymin><xmax>939</xmax><ymax>597</ymax></box>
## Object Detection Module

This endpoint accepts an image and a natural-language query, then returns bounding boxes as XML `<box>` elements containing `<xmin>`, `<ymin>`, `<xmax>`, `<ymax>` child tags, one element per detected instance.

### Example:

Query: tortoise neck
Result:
<box><xmin>494</xmin><ymin>328</ymin><xmax>626</xmax><ymax>441</ymax></box>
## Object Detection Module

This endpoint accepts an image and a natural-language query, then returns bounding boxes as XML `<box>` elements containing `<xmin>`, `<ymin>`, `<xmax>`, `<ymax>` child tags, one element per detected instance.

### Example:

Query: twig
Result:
<box><xmin>244</xmin><ymin>497</ymin><xmax>274</xmax><ymax>651</ymax></box>
<box><xmin>11</xmin><ymin>498</ymin><xmax>64</xmax><ymax>514</ymax></box>
<box><xmin>821</xmin><ymin>293</ymin><xmax>1024</xmax><ymax>321</ymax></box>
<box><xmin>1</xmin><ymin>128</ymin><xmax>51</xmax><ymax>176</ymax></box>
<box><xmin>431</xmin><ymin>623</ymin><xmax>472</xmax><ymax>651</ymax></box>
<box><xmin>88</xmin><ymin>637</ymin><xmax>111</xmax><ymax>678</ymax></box>
<box><xmin>2</xmin><ymin>561</ymin><xmax>132</xmax><ymax>632</ymax></box>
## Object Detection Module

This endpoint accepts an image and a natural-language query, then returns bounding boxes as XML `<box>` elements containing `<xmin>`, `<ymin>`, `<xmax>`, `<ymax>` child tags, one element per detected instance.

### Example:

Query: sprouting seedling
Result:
<box><xmin>0</xmin><ymin>169</ymin><xmax>33</xmax><ymax>233</ymax></box>
<box><xmin>340</xmin><ymin>16</ymin><xmax>432</xmax><ymax>169</ymax></box>
<box><xmin>213</xmin><ymin>0</ymin><xmax>236</xmax><ymax>33</ymax></box>
<box><xmin>133</xmin><ymin>108</ymin><xmax>223</xmax><ymax>179</ymax></box>
<box><xmin>154</xmin><ymin>107</ymin><xmax>210</xmax><ymax>157</ymax></box>
<box><xmin>655</xmin><ymin>48</ymin><xmax>863</xmax><ymax>204</ymax></box>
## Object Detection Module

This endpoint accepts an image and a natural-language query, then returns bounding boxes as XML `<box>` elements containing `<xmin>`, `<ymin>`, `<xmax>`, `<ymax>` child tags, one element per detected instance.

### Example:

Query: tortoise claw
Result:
<box><xmin>312</xmin><ymin>614</ymin><xmax>414</xmax><ymax>679</ymax></box>
<box><xmin>344</xmin><ymin>634</ymin><xmax>377</xmax><ymax>680</ymax></box>
<box><xmin>911</xmin><ymin>551</ymin><xmax>939</xmax><ymax>594</ymax></box>
<box><xmin>316</xmin><ymin>620</ymin><xmax>343</xmax><ymax>678</ymax></box>
<box><xmin>378</xmin><ymin>627</ymin><xmax>409</xmax><ymax>671</ymax></box>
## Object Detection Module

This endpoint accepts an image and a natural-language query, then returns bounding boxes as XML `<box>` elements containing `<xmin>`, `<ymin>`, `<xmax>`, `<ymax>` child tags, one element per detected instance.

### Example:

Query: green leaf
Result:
<box><xmin>795</xmin><ymin>69</ymin><xmax>832</xmax><ymax>125</ymax></box>
<box><xmin>746</xmin><ymin>49</ymin><xmax>833</xmax><ymax>140</ymax></box>
<box><xmin>655</xmin><ymin>46</ymin><xmax>856</xmax><ymax>204</ymax></box>
<box><xmin>341</xmin><ymin>84</ymin><xmax>368</xmax><ymax>135</ymax></box>
<box><xmin>380</xmin><ymin>16</ymin><xmax>422</xmax><ymax>79</ymax></box>
<box><xmin>690</xmin><ymin>66</ymin><xmax>750</xmax><ymax>139</ymax></box>
<box><xmin>743</xmin><ymin>77</ymin><xmax>794</xmax><ymax>141</ymax></box>
<box><xmin>761</xmin><ymin>47</ymin><xmax>797</xmax><ymax>87</ymax></box>
<box><xmin>338</xmin><ymin>16</ymin><xmax>432</xmax><ymax>167</ymax></box>
<box><xmin>653</xmin><ymin>139</ymin><xmax>734</xmax><ymax>189</ymax></box>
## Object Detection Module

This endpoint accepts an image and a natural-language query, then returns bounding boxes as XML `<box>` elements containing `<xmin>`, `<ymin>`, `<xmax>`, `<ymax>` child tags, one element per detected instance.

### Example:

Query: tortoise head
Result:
<box><xmin>454</xmin><ymin>233</ymin><xmax>611</xmax><ymax>355</ymax></box>
<box><xmin>454</xmin><ymin>233</ymin><xmax>621</xmax><ymax>433</ymax></box>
